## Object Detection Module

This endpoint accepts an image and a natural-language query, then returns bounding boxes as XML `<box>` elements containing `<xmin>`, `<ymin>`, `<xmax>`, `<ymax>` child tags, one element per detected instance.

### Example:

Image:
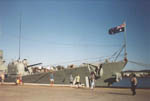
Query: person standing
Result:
<box><xmin>90</xmin><ymin>72</ymin><xmax>95</xmax><ymax>89</ymax></box>
<box><xmin>70</xmin><ymin>74</ymin><xmax>73</xmax><ymax>86</ymax></box>
<box><xmin>19</xmin><ymin>73</ymin><xmax>23</xmax><ymax>85</ymax></box>
<box><xmin>16</xmin><ymin>77</ymin><xmax>19</xmax><ymax>85</ymax></box>
<box><xmin>50</xmin><ymin>71</ymin><xmax>54</xmax><ymax>87</ymax></box>
<box><xmin>0</xmin><ymin>72</ymin><xmax>5</xmax><ymax>85</ymax></box>
<box><xmin>130</xmin><ymin>74</ymin><xmax>138</xmax><ymax>96</ymax></box>
<box><xmin>75</xmin><ymin>74</ymin><xmax>80</xmax><ymax>88</ymax></box>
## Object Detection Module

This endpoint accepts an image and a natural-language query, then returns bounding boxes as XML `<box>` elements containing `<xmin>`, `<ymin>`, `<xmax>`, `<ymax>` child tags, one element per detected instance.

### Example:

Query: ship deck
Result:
<box><xmin>0</xmin><ymin>84</ymin><xmax>149</xmax><ymax>101</ymax></box>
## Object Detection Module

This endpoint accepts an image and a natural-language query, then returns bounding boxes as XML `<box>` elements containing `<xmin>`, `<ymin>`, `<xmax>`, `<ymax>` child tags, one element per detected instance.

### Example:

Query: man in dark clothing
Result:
<box><xmin>130</xmin><ymin>74</ymin><xmax>138</xmax><ymax>96</ymax></box>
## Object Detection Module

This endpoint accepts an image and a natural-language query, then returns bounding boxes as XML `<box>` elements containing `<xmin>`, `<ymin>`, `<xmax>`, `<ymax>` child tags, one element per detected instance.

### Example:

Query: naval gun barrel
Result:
<box><xmin>27</xmin><ymin>63</ymin><xmax>42</xmax><ymax>68</ymax></box>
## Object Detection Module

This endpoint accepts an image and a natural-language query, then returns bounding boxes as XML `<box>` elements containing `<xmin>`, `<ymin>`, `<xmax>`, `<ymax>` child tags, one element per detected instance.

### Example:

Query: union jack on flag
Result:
<box><xmin>109</xmin><ymin>23</ymin><xmax>126</xmax><ymax>35</ymax></box>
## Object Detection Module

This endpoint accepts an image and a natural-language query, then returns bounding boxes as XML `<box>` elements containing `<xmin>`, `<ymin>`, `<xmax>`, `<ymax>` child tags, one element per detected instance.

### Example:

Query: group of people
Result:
<box><xmin>49</xmin><ymin>72</ymin><xmax>82</xmax><ymax>88</ymax></box>
<box><xmin>1</xmin><ymin>70</ymin><xmax>138</xmax><ymax>96</ymax></box>
<box><xmin>70</xmin><ymin>74</ymin><xmax>81</xmax><ymax>88</ymax></box>
<box><xmin>0</xmin><ymin>72</ymin><xmax>23</xmax><ymax>85</ymax></box>
<box><xmin>70</xmin><ymin>73</ymin><xmax>95</xmax><ymax>89</ymax></box>
<box><xmin>15</xmin><ymin>72</ymin><xmax>139</xmax><ymax>96</ymax></box>
<box><xmin>69</xmin><ymin>72</ymin><xmax>138</xmax><ymax>95</ymax></box>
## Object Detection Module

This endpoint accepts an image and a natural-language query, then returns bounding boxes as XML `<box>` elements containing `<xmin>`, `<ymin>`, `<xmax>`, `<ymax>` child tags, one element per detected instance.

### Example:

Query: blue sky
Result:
<box><xmin>0</xmin><ymin>0</ymin><xmax>149</xmax><ymax>70</ymax></box>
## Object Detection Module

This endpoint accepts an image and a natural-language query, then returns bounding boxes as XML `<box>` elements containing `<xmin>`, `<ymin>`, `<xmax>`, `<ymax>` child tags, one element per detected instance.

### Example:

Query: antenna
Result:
<box><xmin>18</xmin><ymin>13</ymin><xmax>22</xmax><ymax>60</ymax></box>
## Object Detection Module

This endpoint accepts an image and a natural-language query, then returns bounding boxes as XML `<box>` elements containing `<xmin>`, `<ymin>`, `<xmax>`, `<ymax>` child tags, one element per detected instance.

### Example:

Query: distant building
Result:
<box><xmin>122</xmin><ymin>70</ymin><xmax>150</xmax><ymax>77</ymax></box>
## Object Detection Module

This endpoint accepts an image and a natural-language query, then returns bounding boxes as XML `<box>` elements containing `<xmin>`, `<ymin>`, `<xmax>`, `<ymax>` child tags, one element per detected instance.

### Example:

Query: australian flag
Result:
<box><xmin>108</xmin><ymin>23</ymin><xmax>126</xmax><ymax>35</ymax></box>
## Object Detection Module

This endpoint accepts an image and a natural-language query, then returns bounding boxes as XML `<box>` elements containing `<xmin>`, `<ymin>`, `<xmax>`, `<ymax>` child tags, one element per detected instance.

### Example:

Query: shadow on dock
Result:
<box><xmin>108</xmin><ymin>92</ymin><xmax>131</xmax><ymax>96</ymax></box>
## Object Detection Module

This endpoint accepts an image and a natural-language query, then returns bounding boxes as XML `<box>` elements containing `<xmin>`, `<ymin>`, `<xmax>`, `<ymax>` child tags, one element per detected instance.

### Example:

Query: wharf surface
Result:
<box><xmin>0</xmin><ymin>83</ymin><xmax>149</xmax><ymax>101</ymax></box>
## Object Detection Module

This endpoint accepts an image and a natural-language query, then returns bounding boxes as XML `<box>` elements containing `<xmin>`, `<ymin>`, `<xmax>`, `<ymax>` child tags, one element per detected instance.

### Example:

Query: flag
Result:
<box><xmin>108</xmin><ymin>23</ymin><xmax>126</xmax><ymax>35</ymax></box>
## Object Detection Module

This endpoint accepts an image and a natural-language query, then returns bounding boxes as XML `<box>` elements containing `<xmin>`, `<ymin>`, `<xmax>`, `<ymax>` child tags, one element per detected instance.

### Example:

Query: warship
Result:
<box><xmin>4</xmin><ymin>50</ymin><xmax>127</xmax><ymax>86</ymax></box>
<box><xmin>2</xmin><ymin>22</ymin><xmax>128</xmax><ymax>87</ymax></box>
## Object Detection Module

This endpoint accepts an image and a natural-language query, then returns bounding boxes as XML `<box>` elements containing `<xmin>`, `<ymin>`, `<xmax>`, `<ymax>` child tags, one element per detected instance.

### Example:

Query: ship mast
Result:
<box><xmin>123</xmin><ymin>21</ymin><xmax>127</xmax><ymax>59</ymax></box>
<box><xmin>114</xmin><ymin>21</ymin><xmax>127</xmax><ymax>62</ymax></box>
<box><xmin>18</xmin><ymin>14</ymin><xmax>22</xmax><ymax>60</ymax></box>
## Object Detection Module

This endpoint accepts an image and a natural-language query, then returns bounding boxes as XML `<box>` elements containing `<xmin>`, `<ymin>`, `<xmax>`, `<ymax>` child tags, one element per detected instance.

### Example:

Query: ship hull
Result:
<box><xmin>17</xmin><ymin>60</ymin><xmax>127</xmax><ymax>87</ymax></box>
<box><xmin>5</xmin><ymin>60</ymin><xmax>127</xmax><ymax>87</ymax></box>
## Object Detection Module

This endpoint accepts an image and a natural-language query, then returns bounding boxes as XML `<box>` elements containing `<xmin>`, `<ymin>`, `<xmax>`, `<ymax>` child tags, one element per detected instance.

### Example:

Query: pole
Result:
<box><xmin>123</xmin><ymin>21</ymin><xmax>127</xmax><ymax>59</ymax></box>
<box><xmin>18</xmin><ymin>14</ymin><xmax>22</xmax><ymax>60</ymax></box>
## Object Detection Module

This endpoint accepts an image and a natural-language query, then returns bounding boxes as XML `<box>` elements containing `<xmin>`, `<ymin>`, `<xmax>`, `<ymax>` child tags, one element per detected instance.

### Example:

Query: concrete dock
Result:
<box><xmin>0</xmin><ymin>84</ymin><xmax>150</xmax><ymax>101</ymax></box>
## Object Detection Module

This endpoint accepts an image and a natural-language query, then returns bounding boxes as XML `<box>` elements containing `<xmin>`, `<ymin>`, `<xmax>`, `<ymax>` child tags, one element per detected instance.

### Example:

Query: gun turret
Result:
<box><xmin>25</xmin><ymin>63</ymin><xmax>42</xmax><ymax>72</ymax></box>
<box><xmin>27</xmin><ymin>63</ymin><xmax>42</xmax><ymax>68</ymax></box>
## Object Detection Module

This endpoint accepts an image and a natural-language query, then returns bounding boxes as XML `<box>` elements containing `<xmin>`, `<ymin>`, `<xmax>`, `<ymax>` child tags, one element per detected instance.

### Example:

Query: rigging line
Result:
<box><xmin>110</xmin><ymin>45</ymin><xmax>123</xmax><ymax>57</ymax></box>
<box><xmin>50</xmin><ymin>56</ymin><xmax>110</xmax><ymax>66</ymax></box>
<box><xmin>128</xmin><ymin>60</ymin><xmax>150</xmax><ymax>67</ymax></box>
<box><xmin>114</xmin><ymin>44</ymin><xmax>125</xmax><ymax>62</ymax></box>
<box><xmin>106</xmin><ymin>44</ymin><xmax>124</xmax><ymax>61</ymax></box>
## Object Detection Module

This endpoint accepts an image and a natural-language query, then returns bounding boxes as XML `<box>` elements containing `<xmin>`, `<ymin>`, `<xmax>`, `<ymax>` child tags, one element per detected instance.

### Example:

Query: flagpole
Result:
<box><xmin>123</xmin><ymin>21</ymin><xmax>127</xmax><ymax>59</ymax></box>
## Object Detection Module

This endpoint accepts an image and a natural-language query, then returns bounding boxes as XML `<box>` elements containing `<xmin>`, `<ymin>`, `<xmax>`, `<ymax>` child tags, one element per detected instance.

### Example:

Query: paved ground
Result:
<box><xmin>0</xmin><ymin>84</ymin><xmax>150</xmax><ymax>101</ymax></box>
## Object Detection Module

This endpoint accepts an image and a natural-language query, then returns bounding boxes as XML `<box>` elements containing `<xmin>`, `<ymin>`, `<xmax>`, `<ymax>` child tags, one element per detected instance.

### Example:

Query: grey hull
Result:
<box><xmin>11</xmin><ymin>60</ymin><xmax>127</xmax><ymax>87</ymax></box>
<box><xmin>5</xmin><ymin>60</ymin><xmax>127</xmax><ymax>87</ymax></box>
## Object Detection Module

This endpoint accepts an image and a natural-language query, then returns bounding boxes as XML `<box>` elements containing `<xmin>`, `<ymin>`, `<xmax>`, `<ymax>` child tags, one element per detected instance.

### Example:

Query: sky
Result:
<box><xmin>0</xmin><ymin>0</ymin><xmax>149</xmax><ymax>70</ymax></box>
